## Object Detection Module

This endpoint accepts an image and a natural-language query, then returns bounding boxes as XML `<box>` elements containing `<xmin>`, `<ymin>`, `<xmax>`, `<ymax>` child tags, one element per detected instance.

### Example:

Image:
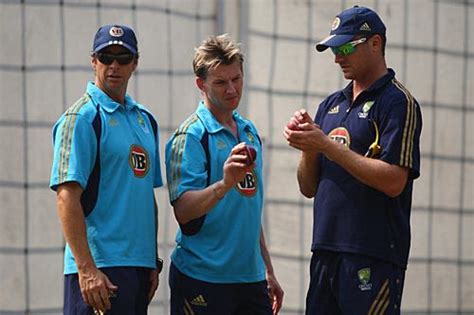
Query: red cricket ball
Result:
<box><xmin>243</xmin><ymin>145</ymin><xmax>257</xmax><ymax>165</ymax></box>
<box><xmin>287</xmin><ymin>119</ymin><xmax>299</xmax><ymax>131</ymax></box>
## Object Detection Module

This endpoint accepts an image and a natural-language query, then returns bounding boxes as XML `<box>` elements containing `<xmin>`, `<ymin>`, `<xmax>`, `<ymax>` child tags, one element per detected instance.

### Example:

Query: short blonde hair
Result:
<box><xmin>193</xmin><ymin>34</ymin><xmax>244</xmax><ymax>79</ymax></box>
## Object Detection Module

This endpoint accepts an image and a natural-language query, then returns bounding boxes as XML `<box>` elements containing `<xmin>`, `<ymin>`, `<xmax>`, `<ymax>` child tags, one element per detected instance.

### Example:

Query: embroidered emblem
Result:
<box><xmin>331</xmin><ymin>17</ymin><xmax>341</xmax><ymax>30</ymax></box>
<box><xmin>216</xmin><ymin>139</ymin><xmax>227</xmax><ymax>150</ymax></box>
<box><xmin>360</xmin><ymin>22</ymin><xmax>371</xmax><ymax>32</ymax></box>
<box><xmin>190</xmin><ymin>294</ymin><xmax>208</xmax><ymax>307</ymax></box>
<box><xmin>358</xmin><ymin>268</ymin><xmax>373</xmax><ymax>291</ymax></box>
<box><xmin>108</xmin><ymin>118</ymin><xmax>118</xmax><ymax>127</ymax></box>
<box><xmin>246</xmin><ymin>132</ymin><xmax>256</xmax><ymax>145</ymax></box>
<box><xmin>137</xmin><ymin>112</ymin><xmax>149</xmax><ymax>133</ymax></box>
<box><xmin>328</xmin><ymin>105</ymin><xmax>340</xmax><ymax>114</ymax></box>
<box><xmin>359</xmin><ymin>101</ymin><xmax>375</xmax><ymax>118</ymax></box>
<box><xmin>362</xmin><ymin>101</ymin><xmax>375</xmax><ymax>113</ymax></box>
<box><xmin>109</xmin><ymin>26</ymin><xmax>124</xmax><ymax>37</ymax></box>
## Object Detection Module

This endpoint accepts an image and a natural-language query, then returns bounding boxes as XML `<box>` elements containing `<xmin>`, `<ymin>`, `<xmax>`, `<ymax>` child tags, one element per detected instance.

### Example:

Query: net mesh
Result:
<box><xmin>0</xmin><ymin>0</ymin><xmax>473</xmax><ymax>314</ymax></box>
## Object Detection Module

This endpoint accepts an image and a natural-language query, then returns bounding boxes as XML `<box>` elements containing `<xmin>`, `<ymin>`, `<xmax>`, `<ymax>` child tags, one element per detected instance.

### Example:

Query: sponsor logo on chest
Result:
<box><xmin>236</xmin><ymin>170</ymin><xmax>257</xmax><ymax>197</ymax></box>
<box><xmin>328</xmin><ymin>127</ymin><xmax>351</xmax><ymax>147</ymax></box>
<box><xmin>129</xmin><ymin>145</ymin><xmax>150</xmax><ymax>177</ymax></box>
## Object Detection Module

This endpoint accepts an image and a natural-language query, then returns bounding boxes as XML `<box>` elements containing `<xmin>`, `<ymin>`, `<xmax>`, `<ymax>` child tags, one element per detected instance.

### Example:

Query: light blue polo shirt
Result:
<box><xmin>165</xmin><ymin>101</ymin><xmax>266</xmax><ymax>283</ymax></box>
<box><xmin>50</xmin><ymin>82</ymin><xmax>163</xmax><ymax>274</ymax></box>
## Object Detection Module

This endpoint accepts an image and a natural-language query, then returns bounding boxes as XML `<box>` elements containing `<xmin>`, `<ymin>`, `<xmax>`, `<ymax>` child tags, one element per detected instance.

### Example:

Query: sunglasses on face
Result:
<box><xmin>96</xmin><ymin>52</ymin><xmax>135</xmax><ymax>65</ymax></box>
<box><xmin>331</xmin><ymin>38</ymin><xmax>367</xmax><ymax>56</ymax></box>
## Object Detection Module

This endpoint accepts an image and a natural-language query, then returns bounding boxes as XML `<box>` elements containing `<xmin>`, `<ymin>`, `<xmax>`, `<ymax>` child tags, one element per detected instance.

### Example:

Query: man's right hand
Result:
<box><xmin>284</xmin><ymin>109</ymin><xmax>326</xmax><ymax>154</ymax></box>
<box><xmin>222</xmin><ymin>142</ymin><xmax>256</xmax><ymax>187</ymax></box>
<box><xmin>79</xmin><ymin>267</ymin><xmax>118</xmax><ymax>313</ymax></box>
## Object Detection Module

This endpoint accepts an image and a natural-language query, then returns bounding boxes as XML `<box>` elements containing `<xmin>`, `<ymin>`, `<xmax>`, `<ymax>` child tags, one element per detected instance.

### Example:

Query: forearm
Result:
<box><xmin>297</xmin><ymin>152</ymin><xmax>320</xmax><ymax>198</ymax></box>
<box><xmin>56</xmin><ymin>185</ymin><xmax>96</xmax><ymax>272</ymax></box>
<box><xmin>173</xmin><ymin>180</ymin><xmax>232</xmax><ymax>224</ymax></box>
<box><xmin>323</xmin><ymin>141</ymin><xmax>408</xmax><ymax>197</ymax></box>
<box><xmin>153</xmin><ymin>195</ymin><xmax>159</xmax><ymax>258</ymax></box>
<box><xmin>259</xmin><ymin>230</ymin><xmax>275</xmax><ymax>275</ymax></box>
<box><xmin>260</xmin><ymin>229</ymin><xmax>284</xmax><ymax>313</ymax></box>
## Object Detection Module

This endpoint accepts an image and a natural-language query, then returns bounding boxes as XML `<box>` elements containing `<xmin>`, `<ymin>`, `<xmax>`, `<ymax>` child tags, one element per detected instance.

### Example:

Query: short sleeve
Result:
<box><xmin>377</xmin><ymin>97</ymin><xmax>422</xmax><ymax>179</ymax></box>
<box><xmin>50</xmin><ymin>113</ymin><xmax>98</xmax><ymax>191</ymax></box>
<box><xmin>165</xmin><ymin>132</ymin><xmax>208</xmax><ymax>203</ymax></box>
<box><xmin>314</xmin><ymin>97</ymin><xmax>331</xmax><ymax>125</ymax></box>
<box><xmin>151</xmin><ymin>120</ymin><xmax>163</xmax><ymax>188</ymax></box>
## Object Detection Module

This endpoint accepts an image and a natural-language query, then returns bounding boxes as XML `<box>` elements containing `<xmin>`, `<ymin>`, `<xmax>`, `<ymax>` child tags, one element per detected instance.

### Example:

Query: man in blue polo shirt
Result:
<box><xmin>50</xmin><ymin>24</ymin><xmax>163</xmax><ymax>314</ymax></box>
<box><xmin>165</xmin><ymin>34</ymin><xmax>284</xmax><ymax>314</ymax></box>
<box><xmin>284</xmin><ymin>6</ymin><xmax>422</xmax><ymax>314</ymax></box>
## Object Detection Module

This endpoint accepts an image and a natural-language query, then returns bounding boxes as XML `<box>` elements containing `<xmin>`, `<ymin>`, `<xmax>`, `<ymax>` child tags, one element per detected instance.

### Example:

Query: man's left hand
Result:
<box><xmin>267</xmin><ymin>273</ymin><xmax>284</xmax><ymax>314</ymax></box>
<box><xmin>147</xmin><ymin>269</ymin><xmax>160</xmax><ymax>304</ymax></box>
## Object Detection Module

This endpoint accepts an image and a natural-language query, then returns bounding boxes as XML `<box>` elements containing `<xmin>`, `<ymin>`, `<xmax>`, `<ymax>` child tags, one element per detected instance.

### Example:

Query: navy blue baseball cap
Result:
<box><xmin>315</xmin><ymin>6</ymin><xmax>386</xmax><ymax>52</ymax></box>
<box><xmin>92</xmin><ymin>24</ymin><xmax>138</xmax><ymax>54</ymax></box>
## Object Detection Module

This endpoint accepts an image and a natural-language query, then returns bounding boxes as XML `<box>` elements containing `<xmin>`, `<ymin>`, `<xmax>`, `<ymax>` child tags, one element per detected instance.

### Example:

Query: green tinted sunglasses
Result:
<box><xmin>331</xmin><ymin>38</ymin><xmax>367</xmax><ymax>56</ymax></box>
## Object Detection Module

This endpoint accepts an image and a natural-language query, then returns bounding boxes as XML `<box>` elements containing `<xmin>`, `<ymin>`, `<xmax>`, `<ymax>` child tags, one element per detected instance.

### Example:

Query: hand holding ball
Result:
<box><xmin>287</xmin><ymin>119</ymin><xmax>299</xmax><ymax>131</ymax></box>
<box><xmin>242</xmin><ymin>145</ymin><xmax>257</xmax><ymax>165</ymax></box>
<box><xmin>287</xmin><ymin>109</ymin><xmax>313</xmax><ymax>131</ymax></box>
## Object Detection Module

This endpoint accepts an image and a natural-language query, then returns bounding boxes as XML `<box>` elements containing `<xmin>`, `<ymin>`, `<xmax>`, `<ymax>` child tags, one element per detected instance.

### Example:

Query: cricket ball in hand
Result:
<box><xmin>243</xmin><ymin>145</ymin><xmax>257</xmax><ymax>165</ymax></box>
<box><xmin>287</xmin><ymin>119</ymin><xmax>299</xmax><ymax>131</ymax></box>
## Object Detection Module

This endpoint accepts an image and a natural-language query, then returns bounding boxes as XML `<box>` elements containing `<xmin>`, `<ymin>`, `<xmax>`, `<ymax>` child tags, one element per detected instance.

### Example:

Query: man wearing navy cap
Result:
<box><xmin>50</xmin><ymin>24</ymin><xmax>163</xmax><ymax>314</ymax></box>
<box><xmin>284</xmin><ymin>6</ymin><xmax>422</xmax><ymax>314</ymax></box>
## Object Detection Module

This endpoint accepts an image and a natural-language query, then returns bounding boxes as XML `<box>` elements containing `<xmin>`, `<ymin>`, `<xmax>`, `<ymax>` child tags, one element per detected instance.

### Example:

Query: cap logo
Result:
<box><xmin>331</xmin><ymin>17</ymin><xmax>341</xmax><ymax>30</ymax></box>
<box><xmin>360</xmin><ymin>22</ymin><xmax>371</xmax><ymax>31</ymax></box>
<box><xmin>109</xmin><ymin>26</ymin><xmax>124</xmax><ymax>37</ymax></box>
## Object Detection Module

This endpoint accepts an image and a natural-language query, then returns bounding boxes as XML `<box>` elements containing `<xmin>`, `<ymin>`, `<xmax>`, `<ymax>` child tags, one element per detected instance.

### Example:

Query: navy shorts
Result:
<box><xmin>306</xmin><ymin>250</ymin><xmax>405</xmax><ymax>315</ymax></box>
<box><xmin>64</xmin><ymin>267</ymin><xmax>152</xmax><ymax>315</ymax></box>
<box><xmin>169</xmin><ymin>262</ymin><xmax>272</xmax><ymax>315</ymax></box>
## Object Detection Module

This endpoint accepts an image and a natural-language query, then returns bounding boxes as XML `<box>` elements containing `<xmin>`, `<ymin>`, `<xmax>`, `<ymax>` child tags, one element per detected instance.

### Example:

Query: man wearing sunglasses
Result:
<box><xmin>50</xmin><ymin>24</ymin><xmax>163</xmax><ymax>314</ymax></box>
<box><xmin>284</xmin><ymin>6</ymin><xmax>422</xmax><ymax>315</ymax></box>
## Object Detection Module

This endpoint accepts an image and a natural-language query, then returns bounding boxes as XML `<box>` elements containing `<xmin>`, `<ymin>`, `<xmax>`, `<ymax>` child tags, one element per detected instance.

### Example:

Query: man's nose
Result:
<box><xmin>226</xmin><ymin>82</ymin><xmax>236</xmax><ymax>93</ymax></box>
<box><xmin>334</xmin><ymin>53</ymin><xmax>344</xmax><ymax>63</ymax></box>
<box><xmin>109</xmin><ymin>58</ymin><xmax>120</xmax><ymax>67</ymax></box>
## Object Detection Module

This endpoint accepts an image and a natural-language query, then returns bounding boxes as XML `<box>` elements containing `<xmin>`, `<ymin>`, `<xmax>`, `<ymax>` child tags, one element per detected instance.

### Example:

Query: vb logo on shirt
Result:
<box><xmin>328</xmin><ymin>127</ymin><xmax>351</xmax><ymax>147</ymax></box>
<box><xmin>236</xmin><ymin>170</ymin><xmax>257</xmax><ymax>197</ymax></box>
<box><xmin>129</xmin><ymin>145</ymin><xmax>150</xmax><ymax>177</ymax></box>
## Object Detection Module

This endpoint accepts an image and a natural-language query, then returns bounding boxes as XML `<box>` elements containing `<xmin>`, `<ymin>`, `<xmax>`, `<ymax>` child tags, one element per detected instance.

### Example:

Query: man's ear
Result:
<box><xmin>370</xmin><ymin>35</ymin><xmax>382</xmax><ymax>52</ymax></box>
<box><xmin>91</xmin><ymin>56</ymin><xmax>97</xmax><ymax>70</ymax></box>
<box><xmin>196</xmin><ymin>77</ymin><xmax>205</xmax><ymax>91</ymax></box>
<box><xmin>132</xmin><ymin>59</ymin><xmax>138</xmax><ymax>72</ymax></box>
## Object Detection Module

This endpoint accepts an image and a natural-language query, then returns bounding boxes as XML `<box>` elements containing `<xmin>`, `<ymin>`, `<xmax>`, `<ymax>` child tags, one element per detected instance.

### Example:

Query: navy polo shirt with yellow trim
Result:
<box><xmin>312</xmin><ymin>69</ymin><xmax>422</xmax><ymax>268</ymax></box>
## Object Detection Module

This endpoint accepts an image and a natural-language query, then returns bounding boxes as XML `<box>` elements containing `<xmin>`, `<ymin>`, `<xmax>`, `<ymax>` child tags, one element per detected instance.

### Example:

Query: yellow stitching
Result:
<box><xmin>169</xmin><ymin>115</ymin><xmax>199</xmax><ymax>200</ymax></box>
<box><xmin>58</xmin><ymin>94</ymin><xmax>89</xmax><ymax>183</ymax></box>
<box><xmin>368</xmin><ymin>279</ymin><xmax>389</xmax><ymax>315</ymax></box>
<box><xmin>184</xmin><ymin>299</ymin><xmax>195</xmax><ymax>315</ymax></box>
<box><xmin>392</xmin><ymin>79</ymin><xmax>416</xmax><ymax>167</ymax></box>
<box><xmin>373</xmin><ymin>283</ymin><xmax>390</xmax><ymax>315</ymax></box>
<box><xmin>379</xmin><ymin>296</ymin><xmax>390</xmax><ymax>315</ymax></box>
